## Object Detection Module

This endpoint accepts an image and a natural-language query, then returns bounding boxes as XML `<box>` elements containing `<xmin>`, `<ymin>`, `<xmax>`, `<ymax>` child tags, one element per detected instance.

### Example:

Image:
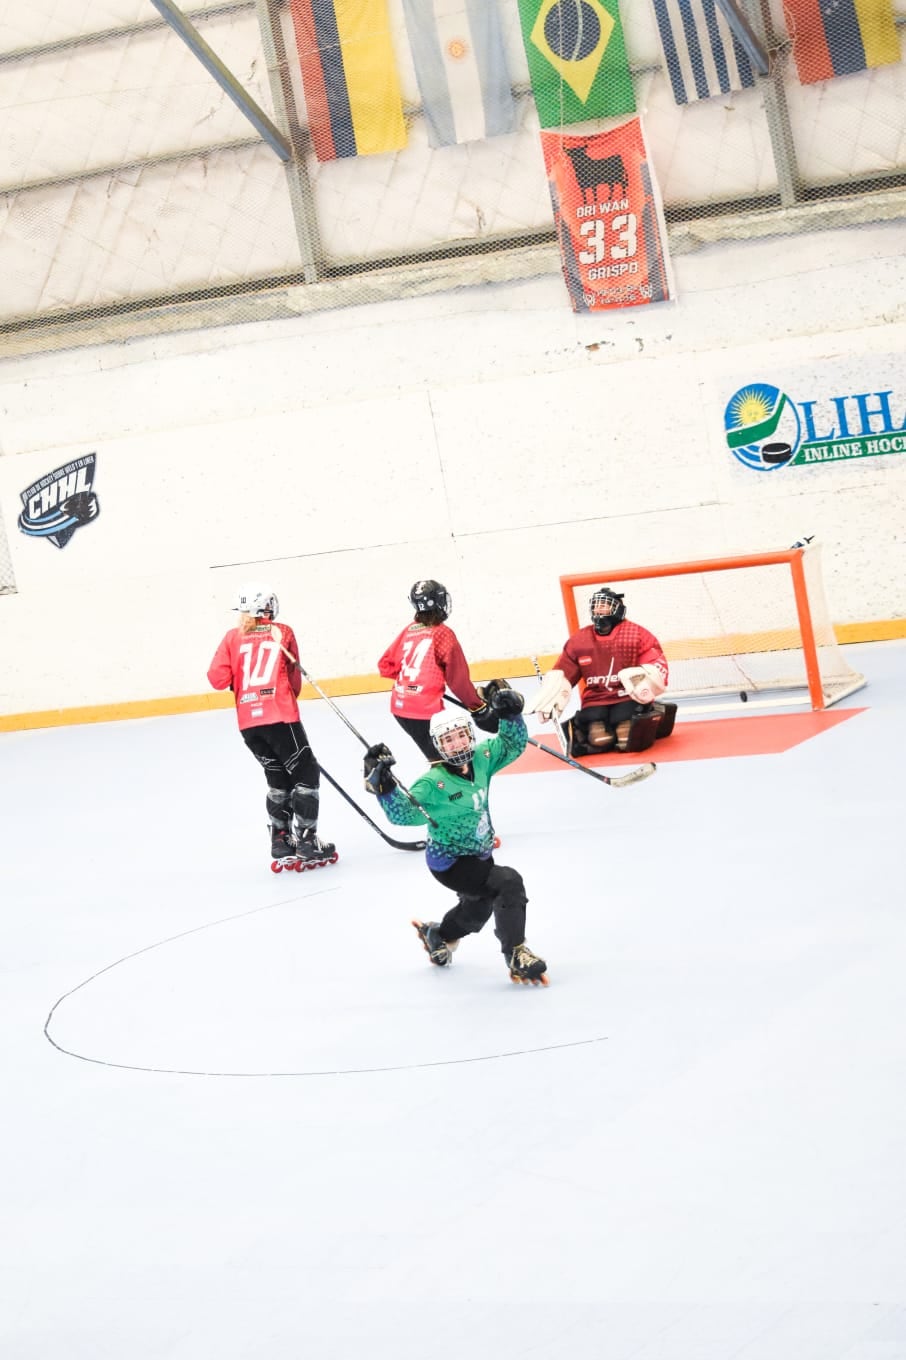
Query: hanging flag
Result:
<box><xmin>652</xmin><ymin>0</ymin><xmax>758</xmax><ymax>104</ymax></box>
<box><xmin>401</xmin><ymin>0</ymin><xmax>516</xmax><ymax>148</ymax></box>
<box><xmin>542</xmin><ymin>119</ymin><xmax>674</xmax><ymax>312</ymax></box>
<box><xmin>288</xmin><ymin>0</ymin><xmax>407</xmax><ymax>160</ymax></box>
<box><xmin>783</xmin><ymin>0</ymin><xmax>900</xmax><ymax>85</ymax></box>
<box><xmin>517</xmin><ymin>0</ymin><xmax>636</xmax><ymax>127</ymax></box>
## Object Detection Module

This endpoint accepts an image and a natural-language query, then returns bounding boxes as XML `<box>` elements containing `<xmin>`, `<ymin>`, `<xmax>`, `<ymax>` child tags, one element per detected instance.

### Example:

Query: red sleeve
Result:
<box><xmin>555</xmin><ymin>638</ymin><xmax>583</xmax><ymax>687</ymax></box>
<box><xmin>635</xmin><ymin>629</ymin><xmax>669</xmax><ymax>685</ymax></box>
<box><xmin>378</xmin><ymin>627</ymin><xmax>406</xmax><ymax>679</ymax></box>
<box><xmin>279</xmin><ymin>624</ymin><xmax>303</xmax><ymax>698</ymax></box>
<box><xmin>433</xmin><ymin>626</ymin><xmax>482</xmax><ymax>708</ymax></box>
<box><xmin>207</xmin><ymin>633</ymin><xmax>235</xmax><ymax>691</ymax></box>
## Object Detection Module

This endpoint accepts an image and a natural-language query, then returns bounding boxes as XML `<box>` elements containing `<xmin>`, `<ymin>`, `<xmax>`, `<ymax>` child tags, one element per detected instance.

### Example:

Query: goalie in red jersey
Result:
<box><xmin>527</xmin><ymin>587</ymin><xmax>676</xmax><ymax>757</ymax></box>
<box><xmin>378</xmin><ymin>579</ymin><xmax>496</xmax><ymax>761</ymax></box>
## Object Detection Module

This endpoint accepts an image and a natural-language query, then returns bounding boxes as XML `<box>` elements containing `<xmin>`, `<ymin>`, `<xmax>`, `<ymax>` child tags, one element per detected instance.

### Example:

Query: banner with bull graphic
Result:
<box><xmin>541</xmin><ymin>118</ymin><xmax>674</xmax><ymax>312</ymax></box>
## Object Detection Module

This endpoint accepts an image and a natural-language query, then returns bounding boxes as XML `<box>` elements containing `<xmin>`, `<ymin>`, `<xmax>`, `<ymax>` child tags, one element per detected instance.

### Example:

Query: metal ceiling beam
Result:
<box><xmin>148</xmin><ymin>0</ymin><xmax>290</xmax><ymax>162</ymax></box>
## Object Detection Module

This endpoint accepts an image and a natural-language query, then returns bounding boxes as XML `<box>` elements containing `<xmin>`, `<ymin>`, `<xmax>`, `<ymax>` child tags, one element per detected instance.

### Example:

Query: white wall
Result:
<box><xmin>1</xmin><ymin>217</ymin><xmax>905</xmax><ymax>718</ymax></box>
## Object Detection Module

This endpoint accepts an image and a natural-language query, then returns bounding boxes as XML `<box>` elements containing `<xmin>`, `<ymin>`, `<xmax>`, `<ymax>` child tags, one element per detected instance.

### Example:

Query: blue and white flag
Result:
<box><xmin>652</xmin><ymin>0</ymin><xmax>757</xmax><ymax>104</ymax></box>
<box><xmin>402</xmin><ymin>0</ymin><xmax>516</xmax><ymax>148</ymax></box>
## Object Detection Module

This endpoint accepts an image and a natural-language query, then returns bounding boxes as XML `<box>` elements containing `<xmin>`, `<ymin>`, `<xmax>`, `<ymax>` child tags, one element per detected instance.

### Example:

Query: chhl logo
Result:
<box><xmin>18</xmin><ymin>453</ymin><xmax>100</xmax><ymax>549</ymax></box>
<box><xmin>725</xmin><ymin>381</ymin><xmax>906</xmax><ymax>472</ymax></box>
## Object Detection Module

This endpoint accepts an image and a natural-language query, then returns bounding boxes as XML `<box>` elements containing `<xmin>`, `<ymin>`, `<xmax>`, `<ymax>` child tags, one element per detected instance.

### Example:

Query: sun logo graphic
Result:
<box><xmin>724</xmin><ymin>383</ymin><xmax>802</xmax><ymax>471</ymax></box>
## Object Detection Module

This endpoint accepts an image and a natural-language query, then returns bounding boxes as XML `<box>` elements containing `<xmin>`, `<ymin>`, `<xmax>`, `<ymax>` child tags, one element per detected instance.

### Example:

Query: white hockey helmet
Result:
<box><xmin>429</xmin><ymin>711</ymin><xmax>476</xmax><ymax>766</ymax></box>
<box><xmin>234</xmin><ymin>583</ymin><xmax>279</xmax><ymax>619</ymax></box>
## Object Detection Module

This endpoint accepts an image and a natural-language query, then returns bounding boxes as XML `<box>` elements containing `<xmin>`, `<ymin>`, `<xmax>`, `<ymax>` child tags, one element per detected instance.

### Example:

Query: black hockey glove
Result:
<box><xmin>471</xmin><ymin>701</ymin><xmax>498</xmax><ymax>733</ymax></box>
<box><xmin>363</xmin><ymin>743</ymin><xmax>397</xmax><ymax>796</ymax></box>
<box><xmin>483</xmin><ymin>678</ymin><xmax>525</xmax><ymax>718</ymax></box>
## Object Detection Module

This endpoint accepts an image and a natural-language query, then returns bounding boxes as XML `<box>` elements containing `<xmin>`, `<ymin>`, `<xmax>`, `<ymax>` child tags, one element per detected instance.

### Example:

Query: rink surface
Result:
<box><xmin>2</xmin><ymin>641</ymin><xmax>905</xmax><ymax>1359</ymax></box>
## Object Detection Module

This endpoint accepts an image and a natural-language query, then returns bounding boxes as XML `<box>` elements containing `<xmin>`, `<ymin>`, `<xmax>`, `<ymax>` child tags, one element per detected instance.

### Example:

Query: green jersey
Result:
<box><xmin>379</xmin><ymin>716</ymin><xmax>527</xmax><ymax>871</ymax></box>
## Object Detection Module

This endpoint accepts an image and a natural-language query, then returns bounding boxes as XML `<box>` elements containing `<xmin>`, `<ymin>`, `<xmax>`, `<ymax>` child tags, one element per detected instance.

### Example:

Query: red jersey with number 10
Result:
<box><xmin>378</xmin><ymin>622</ymin><xmax>482</xmax><ymax>720</ymax></box>
<box><xmin>207</xmin><ymin>621</ymin><xmax>302</xmax><ymax>729</ymax></box>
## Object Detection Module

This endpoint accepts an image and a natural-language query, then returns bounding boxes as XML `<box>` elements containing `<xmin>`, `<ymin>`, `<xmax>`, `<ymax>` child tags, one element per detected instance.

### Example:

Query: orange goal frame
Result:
<box><xmin>559</xmin><ymin>548</ymin><xmax>862</xmax><ymax>712</ymax></box>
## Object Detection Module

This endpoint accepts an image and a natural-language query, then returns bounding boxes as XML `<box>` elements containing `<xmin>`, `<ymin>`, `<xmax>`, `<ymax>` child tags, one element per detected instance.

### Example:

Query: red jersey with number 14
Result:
<box><xmin>378</xmin><ymin>622</ymin><xmax>482</xmax><ymax>720</ymax></box>
<box><xmin>207</xmin><ymin>621</ymin><xmax>302</xmax><ymax>730</ymax></box>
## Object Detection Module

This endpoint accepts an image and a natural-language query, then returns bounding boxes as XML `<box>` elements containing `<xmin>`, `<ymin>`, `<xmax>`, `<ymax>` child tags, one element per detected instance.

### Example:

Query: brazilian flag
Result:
<box><xmin>517</xmin><ymin>0</ymin><xmax>635</xmax><ymax>127</ymax></box>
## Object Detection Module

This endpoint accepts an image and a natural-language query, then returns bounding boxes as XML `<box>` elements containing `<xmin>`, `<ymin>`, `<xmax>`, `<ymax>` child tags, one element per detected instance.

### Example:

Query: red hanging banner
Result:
<box><xmin>541</xmin><ymin>119</ymin><xmax>674</xmax><ymax>312</ymax></box>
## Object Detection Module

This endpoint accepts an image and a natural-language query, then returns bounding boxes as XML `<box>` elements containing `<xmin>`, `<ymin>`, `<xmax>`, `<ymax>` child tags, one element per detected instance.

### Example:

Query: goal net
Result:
<box><xmin>559</xmin><ymin>546</ymin><xmax>865</xmax><ymax>711</ymax></box>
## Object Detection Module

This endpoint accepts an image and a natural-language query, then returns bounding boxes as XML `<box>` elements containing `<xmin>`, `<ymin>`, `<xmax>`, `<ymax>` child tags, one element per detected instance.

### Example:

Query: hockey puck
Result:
<box><xmin>761</xmin><ymin>441</ymin><xmax>792</xmax><ymax>466</ymax></box>
<box><xmin>740</xmin><ymin>691</ymin><xmax>748</xmax><ymax>702</ymax></box>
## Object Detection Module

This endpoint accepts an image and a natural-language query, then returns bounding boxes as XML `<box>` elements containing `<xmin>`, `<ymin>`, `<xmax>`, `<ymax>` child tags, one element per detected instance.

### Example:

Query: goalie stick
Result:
<box><xmin>531</xmin><ymin>655</ymin><xmax>570</xmax><ymax>757</ymax></box>
<box><xmin>318</xmin><ymin>765</ymin><xmax>426</xmax><ymax>852</ymax></box>
<box><xmin>270</xmin><ymin>628</ymin><xmax>439</xmax><ymax>828</ymax></box>
<box><xmin>445</xmin><ymin>692</ymin><xmax>656</xmax><ymax>790</ymax></box>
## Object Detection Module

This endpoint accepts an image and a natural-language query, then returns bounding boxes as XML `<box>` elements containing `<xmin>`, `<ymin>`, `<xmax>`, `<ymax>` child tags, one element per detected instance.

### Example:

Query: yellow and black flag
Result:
<box><xmin>517</xmin><ymin>0</ymin><xmax>635</xmax><ymax>127</ymax></box>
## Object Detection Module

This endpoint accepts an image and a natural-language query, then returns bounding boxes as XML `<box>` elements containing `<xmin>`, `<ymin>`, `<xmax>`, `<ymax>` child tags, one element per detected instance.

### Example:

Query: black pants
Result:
<box><xmin>241</xmin><ymin>720</ymin><xmax>321</xmax><ymax>831</ymax></box>
<box><xmin>429</xmin><ymin>856</ymin><xmax>527</xmax><ymax>957</ymax></box>
<box><xmin>392</xmin><ymin>713</ymin><xmax>437</xmax><ymax>762</ymax></box>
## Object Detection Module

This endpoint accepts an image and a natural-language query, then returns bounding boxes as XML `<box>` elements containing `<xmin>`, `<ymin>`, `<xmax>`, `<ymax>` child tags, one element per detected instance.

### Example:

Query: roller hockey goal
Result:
<box><xmin>559</xmin><ymin>546</ymin><xmax>865</xmax><ymax>711</ymax></box>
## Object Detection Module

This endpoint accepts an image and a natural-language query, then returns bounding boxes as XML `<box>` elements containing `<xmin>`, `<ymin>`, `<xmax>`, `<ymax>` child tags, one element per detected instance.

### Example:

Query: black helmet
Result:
<box><xmin>409</xmin><ymin>579</ymin><xmax>451</xmax><ymax>619</ymax></box>
<box><xmin>590</xmin><ymin>587</ymin><xmax>626</xmax><ymax>635</ymax></box>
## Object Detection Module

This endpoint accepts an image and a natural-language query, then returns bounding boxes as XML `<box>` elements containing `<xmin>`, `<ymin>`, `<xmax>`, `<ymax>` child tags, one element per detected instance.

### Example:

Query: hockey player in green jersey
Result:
<box><xmin>363</xmin><ymin>680</ymin><xmax>549</xmax><ymax>986</ymax></box>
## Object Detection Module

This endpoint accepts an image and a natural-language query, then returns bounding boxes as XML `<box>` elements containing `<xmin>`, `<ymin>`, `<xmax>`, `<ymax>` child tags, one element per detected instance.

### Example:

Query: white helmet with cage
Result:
<box><xmin>234</xmin><ymin>583</ymin><xmax>279</xmax><ymax>619</ymax></box>
<box><xmin>429</xmin><ymin>711</ymin><xmax>476</xmax><ymax>766</ymax></box>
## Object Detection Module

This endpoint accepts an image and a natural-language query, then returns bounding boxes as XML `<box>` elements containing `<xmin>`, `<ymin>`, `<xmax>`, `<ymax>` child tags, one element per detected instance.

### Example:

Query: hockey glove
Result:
<box><xmin>363</xmin><ymin>743</ymin><xmax>398</xmax><ymax>796</ymax></box>
<box><xmin>471</xmin><ymin>701</ymin><xmax>498</xmax><ymax>733</ymax></box>
<box><xmin>483</xmin><ymin>678</ymin><xmax>525</xmax><ymax>718</ymax></box>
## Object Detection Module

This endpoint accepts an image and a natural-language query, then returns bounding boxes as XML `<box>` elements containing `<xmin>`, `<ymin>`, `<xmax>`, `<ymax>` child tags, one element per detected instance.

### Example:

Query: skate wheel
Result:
<box><xmin>271</xmin><ymin>861</ymin><xmax>283</xmax><ymax>874</ymax></box>
<box><xmin>328</xmin><ymin>853</ymin><xmax>339</xmax><ymax>865</ymax></box>
<box><xmin>493</xmin><ymin>836</ymin><xmax>501</xmax><ymax>849</ymax></box>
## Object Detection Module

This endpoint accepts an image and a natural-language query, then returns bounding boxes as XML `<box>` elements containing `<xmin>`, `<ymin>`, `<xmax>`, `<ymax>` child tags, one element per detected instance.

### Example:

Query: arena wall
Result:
<box><xmin>1</xmin><ymin>216</ymin><xmax>905</xmax><ymax>727</ymax></box>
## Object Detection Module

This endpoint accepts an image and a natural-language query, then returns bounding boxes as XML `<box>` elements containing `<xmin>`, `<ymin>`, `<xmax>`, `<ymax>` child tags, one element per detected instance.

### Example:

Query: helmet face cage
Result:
<box><xmin>590</xmin><ymin>587</ymin><xmax>625</xmax><ymax>634</ymax></box>
<box><xmin>235</xmin><ymin>584</ymin><xmax>279</xmax><ymax>619</ymax></box>
<box><xmin>429</xmin><ymin>712</ymin><xmax>476</xmax><ymax>765</ymax></box>
<box><xmin>409</xmin><ymin>579</ymin><xmax>451</xmax><ymax>619</ymax></box>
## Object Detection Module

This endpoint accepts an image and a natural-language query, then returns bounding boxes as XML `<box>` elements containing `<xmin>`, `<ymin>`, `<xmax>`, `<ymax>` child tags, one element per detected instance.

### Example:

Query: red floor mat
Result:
<box><xmin>501</xmin><ymin>708</ymin><xmax>866</xmax><ymax>775</ymax></box>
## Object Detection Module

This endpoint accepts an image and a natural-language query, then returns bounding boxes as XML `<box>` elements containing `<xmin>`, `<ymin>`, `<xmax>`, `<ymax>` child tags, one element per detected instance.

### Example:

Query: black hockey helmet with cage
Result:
<box><xmin>409</xmin><ymin>579</ymin><xmax>451</xmax><ymax>620</ymax></box>
<box><xmin>590</xmin><ymin>587</ymin><xmax>626</xmax><ymax>635</ymax></box>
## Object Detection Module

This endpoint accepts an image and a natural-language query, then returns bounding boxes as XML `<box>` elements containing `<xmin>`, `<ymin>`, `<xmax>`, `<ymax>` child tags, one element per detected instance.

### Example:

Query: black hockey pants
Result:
<box><xmin>429</xmin><ymin>856</ymin><xmax>527</xmax><ymax>957</ymax></box>
<box><xmin>241</xmin><ymin>720</ymin><xmax>321</xmax><ymax>832</ymax></box>
<box><xmin>392</xmin><ymin>714</ymin><xmax>437</xmax><ymax>762</ymax></box>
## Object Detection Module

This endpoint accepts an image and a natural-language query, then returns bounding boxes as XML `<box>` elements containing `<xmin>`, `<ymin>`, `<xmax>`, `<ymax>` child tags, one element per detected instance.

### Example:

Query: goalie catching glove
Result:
<box><xmin>525</xmin><ymin>668</ymin><xmax>572</xmax><ymax>722</ymax></box>
<box><xmin>617</xmin><ymin>665</ymin><xmax>667</xmax><ymax>705</ymax></box>
<box><xmin>363</xmin><ymin>743</ymin><xmax>398</xmax><ymax>796</ymax></box>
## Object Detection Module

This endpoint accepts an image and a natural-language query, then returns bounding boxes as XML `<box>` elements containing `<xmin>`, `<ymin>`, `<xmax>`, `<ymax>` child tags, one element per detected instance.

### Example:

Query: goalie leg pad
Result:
<box><xmin>587</xmin><ymin>720</ymin><xmax>616</xmax><ymax>750</ymax></box>
<box><xmin>654</xmin><ymin>702</ymin><xmax>677</xmax><ymax>739</ymax></box>
<box><xmin>615</xmin><ymin>710</ymin><xmax>661</xmax><ymax>753</ymax></box>
<box><xmin>565</xmin><ymin>719</ymin><xmax>594</xmax><ymax>757</ymax></box>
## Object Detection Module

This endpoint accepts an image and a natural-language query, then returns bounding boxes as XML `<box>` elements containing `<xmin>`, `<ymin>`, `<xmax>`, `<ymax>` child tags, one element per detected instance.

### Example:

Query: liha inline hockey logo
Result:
<box><xmin>724</xmin><ymin>381</ymin><xmax>906</xmax><ymax>472</ymax></box>
<box><xmin>18</xmin><ymin>453</ymin><xmax>100</xmax><ymax>549</ymax></box>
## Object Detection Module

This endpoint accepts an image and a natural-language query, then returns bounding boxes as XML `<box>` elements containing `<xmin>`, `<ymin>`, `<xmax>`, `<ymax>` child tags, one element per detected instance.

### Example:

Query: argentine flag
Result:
<box><xmin>402</xmin><ymin>0</ymin><xmax>516</xmax><ymax>148</ymax></box>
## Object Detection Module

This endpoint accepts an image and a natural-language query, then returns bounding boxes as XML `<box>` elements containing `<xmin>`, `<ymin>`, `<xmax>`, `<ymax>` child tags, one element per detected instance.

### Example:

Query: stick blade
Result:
<box><xmin>608</xmin><ymin>762</ymin><xmax>657</xmax><ymax>788</ymax></box>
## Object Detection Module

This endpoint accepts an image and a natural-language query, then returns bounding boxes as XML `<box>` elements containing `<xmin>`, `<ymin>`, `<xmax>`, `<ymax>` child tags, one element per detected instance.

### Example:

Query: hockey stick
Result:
<box><xmin>531</xmin><ymin>654</ymin><xmax>570</xmax><ymax>757</ymax></box>
<box><xmin>318</xmin><ymin>765</ymin><xmax>426</xmax><ymax>852</ymax></box>
<box><xmin>270</xmin><ymin>628</ymin><xmax>439</xmax><ymax>827</ymax></box>
<box><xmin>445</xmin><ymin>692</ymin><xmax>656</xmax><ymax>789</ymax></box>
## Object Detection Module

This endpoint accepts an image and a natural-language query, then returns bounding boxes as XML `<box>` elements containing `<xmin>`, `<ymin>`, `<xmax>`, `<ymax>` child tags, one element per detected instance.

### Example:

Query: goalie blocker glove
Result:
<box><xmin>525</xmin><ymin>668</ymin><xmax>572</xmax><ymax>722</ymax></box>
<box><xmin>363</xmin><ymin>743</ymin><xmax>398</xmax><ymax>796</ymax></box>
<box><xmin>617</xmin><ymin>665</ymin><xmax>667</xmax><ymax>706</ymax></box>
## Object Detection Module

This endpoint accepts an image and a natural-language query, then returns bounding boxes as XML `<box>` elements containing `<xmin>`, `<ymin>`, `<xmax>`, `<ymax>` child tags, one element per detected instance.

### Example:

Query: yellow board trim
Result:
<box><xmin>1</xmin><ymin>627</ymin><xmax>904</xmax><ymax>733</ymax></box>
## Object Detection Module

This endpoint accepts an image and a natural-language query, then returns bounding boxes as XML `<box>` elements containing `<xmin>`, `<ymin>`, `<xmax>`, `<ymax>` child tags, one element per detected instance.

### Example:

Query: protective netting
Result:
<box><xmin>0</xmin><ymin>0</ymin><xmax>904</xmax><ymax>346</ymax></box>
